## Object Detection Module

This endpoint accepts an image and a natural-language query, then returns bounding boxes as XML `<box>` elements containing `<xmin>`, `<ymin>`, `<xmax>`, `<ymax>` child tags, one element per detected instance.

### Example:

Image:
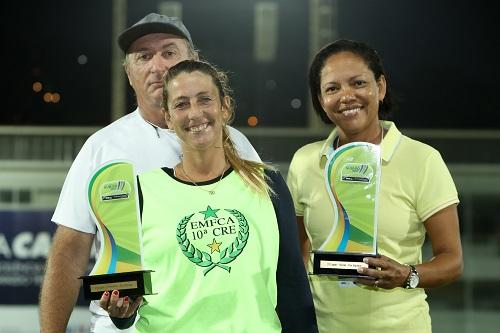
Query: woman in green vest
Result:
<box><xmin>99</xmin><ymin>60</ymin><xmax>318</xmax><ymax>333</ymax></box>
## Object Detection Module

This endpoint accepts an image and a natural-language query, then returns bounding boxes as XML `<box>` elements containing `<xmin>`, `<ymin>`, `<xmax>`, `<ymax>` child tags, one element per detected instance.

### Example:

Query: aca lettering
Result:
<box><xmin>0</xmin><ymin>232</ymin><xmax>51</xmax><ymax>259</ymax></box>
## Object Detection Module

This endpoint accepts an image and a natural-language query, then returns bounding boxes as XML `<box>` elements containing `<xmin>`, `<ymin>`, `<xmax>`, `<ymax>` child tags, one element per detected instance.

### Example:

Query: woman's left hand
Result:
<box><xmin>354</xmin><ymin>255</ymin><xmax>410</xmax><ymax>289</ymax></box>
<box><xmin>99</xmin><ymin>290</ymin><xmax>142</xmax><ymax>318</ymax></box>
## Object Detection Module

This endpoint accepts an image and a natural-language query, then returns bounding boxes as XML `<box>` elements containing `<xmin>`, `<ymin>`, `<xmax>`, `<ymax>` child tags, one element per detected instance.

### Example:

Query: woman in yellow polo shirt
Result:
<box><xmin>287</xmin><ymin>39</ymin><xmax>463</xmax><ymax>332</ymax></box>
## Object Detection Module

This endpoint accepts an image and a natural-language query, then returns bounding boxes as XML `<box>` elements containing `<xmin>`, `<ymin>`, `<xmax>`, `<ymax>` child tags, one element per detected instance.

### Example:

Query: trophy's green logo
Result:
<box><xmin>99</xmin><ymin>180</ymin><xmax>131</xmax><ymax>201</ymax></box>
<box><xmin>176</xmin><ymin>206</ymin><xmax>249</xmax><ymax>276</ymax></box>
<box><xmin>340</xmin><ymin>163</ymin><xmax>373</xmax><ymax>183</ymax></box>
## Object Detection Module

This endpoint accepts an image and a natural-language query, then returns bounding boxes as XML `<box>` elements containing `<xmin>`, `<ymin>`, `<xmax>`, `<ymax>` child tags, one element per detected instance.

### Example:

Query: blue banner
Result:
<box><xmin>0</xmin><ymin>211</ymin><xmax>55</xmax><ymax>304</ymax></box>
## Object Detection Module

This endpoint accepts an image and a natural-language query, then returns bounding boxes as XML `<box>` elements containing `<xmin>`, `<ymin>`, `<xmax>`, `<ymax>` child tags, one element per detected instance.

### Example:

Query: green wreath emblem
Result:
<box><xmin>176</xmin><ymin>209</ymin><xmax>249</xmax><ymax>275</ymax></box>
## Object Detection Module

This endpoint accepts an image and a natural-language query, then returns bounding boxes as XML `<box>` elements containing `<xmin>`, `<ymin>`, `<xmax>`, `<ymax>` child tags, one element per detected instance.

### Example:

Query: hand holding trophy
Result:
<box><xmin>80</xmin><ymin>160</ymin><xmax>153</xmax><ymax>300</ymax></box>
<box><xmin>313</xmin><ymin>142</ymin><xmax>380</xmax><ymax>278</ymax></box>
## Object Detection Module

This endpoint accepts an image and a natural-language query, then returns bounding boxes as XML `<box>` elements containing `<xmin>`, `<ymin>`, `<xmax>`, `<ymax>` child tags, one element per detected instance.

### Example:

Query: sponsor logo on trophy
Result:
<box><xmin>313</xmin><ymin>142</ymin><xmax>381</xmax><ymax>278</ymax></box>
<box><xmin>80</xmin><ymin>161</ymin><xmax>153</xmax><ymax>300</ymax></box>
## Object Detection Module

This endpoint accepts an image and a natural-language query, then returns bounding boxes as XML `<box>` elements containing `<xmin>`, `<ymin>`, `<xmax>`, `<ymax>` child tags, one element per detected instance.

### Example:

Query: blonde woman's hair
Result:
<box><xmin>162</xmin><ymin>60</ymin><xmax>274</xmax><ymax>195</ymax></box>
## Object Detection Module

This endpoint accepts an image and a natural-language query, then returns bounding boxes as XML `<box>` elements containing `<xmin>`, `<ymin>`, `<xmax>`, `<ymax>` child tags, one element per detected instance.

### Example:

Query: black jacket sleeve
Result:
<box><xmin>265</xmin><ymin>169</ymin><xmax>318</xmax><ymax>333</ymax></box>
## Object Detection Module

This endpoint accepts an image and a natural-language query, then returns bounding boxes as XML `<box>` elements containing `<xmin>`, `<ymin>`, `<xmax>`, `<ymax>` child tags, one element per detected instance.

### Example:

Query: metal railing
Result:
<box><xmin>2</xmin><ymin>126</ymin><xmax>500</xmax><ymax>163</ymax></box>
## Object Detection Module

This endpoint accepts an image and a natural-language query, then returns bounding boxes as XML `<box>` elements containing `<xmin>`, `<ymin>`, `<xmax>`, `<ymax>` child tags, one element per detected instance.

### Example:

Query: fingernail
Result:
<box><xmin>112</xmin><ymin>290</ymin><xmax>118</xmax><ymax>295</ymax></box>
<box><xmin>363</xmin><ymin>258</ymin><xmax>369</xmax><ymax>264</ymax></box>
<box><xmin>124</xmin><ymin>296</ymin><xmax>129</xmax><ymax>302</ymax></box>
<box><xmin>104</xmin><ymin>291</ymin><xmax>109</xmax><ymax>296</ymax></box>
<box><xmin>357</xmin><ymin>267</ymin><xmax>363</xmax><ymax>273</ymax></box>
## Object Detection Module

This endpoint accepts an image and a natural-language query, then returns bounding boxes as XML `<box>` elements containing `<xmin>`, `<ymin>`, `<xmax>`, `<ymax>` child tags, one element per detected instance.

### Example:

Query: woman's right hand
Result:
<box><xmin>99</xmin><ymin>290</ymin><xmax>142</xmax><ymax>318</ymax></box>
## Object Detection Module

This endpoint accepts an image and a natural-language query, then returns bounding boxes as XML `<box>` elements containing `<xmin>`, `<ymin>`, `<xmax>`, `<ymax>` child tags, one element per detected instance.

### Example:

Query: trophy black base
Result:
<box><xmin>313</xmin><ymin>251</ymin><xmax>378</xmax><ymax>278</ymax></box>
<box><xmin>80</xmin><ymin>270</ymin><xmax>153</xmax><ymax>300</ymax></box>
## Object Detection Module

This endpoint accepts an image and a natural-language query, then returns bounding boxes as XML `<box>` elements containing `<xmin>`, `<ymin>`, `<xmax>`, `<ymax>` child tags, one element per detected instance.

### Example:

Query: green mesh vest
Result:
<box><xmin>136</xmin><ymin>168</ymin><xmax>281</xmax><ymax>332</ymax></box>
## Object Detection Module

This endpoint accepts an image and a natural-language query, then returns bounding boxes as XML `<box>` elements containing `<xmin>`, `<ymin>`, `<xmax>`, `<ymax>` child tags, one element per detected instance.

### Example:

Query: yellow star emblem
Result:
<box><xmin>207</xmin><ymin>238</ymin><xmax>222</xmax><ymax>253</ymax></box>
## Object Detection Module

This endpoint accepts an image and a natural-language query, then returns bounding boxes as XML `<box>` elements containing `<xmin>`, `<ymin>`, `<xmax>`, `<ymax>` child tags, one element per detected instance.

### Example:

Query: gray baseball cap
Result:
<box><xmin>118</xmin><ymin>13</ymin><xmax>193</xmax><ymax>53</ymax></box>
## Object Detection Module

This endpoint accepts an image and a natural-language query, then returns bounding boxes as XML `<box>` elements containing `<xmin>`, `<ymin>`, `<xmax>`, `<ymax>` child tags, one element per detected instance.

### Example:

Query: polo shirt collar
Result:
<box><xmin>319</xmin><ymin>120</ymin><xmax>402</xmax><ymax>164</ymax></box>
<box><xmin>135</xmin><ymin>108</ymin><xmax>171</xmax><ymax>138</ymax></box>
<box><xmin>380</xmin><ymin>121</ymin><xmax>402</xmax><ymax>163</ymax></box>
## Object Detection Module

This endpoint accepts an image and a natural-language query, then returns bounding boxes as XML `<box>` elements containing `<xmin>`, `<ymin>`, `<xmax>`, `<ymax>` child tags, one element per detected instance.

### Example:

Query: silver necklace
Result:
<box><xmin>179</xmin><ymin>162</ymin><xmax>227</xmax><ymax>195</ymax></box>
<box><xmin>335</xmin><ymin>124</ymin><xmax>385</xmax><ymax>150</ymax></box>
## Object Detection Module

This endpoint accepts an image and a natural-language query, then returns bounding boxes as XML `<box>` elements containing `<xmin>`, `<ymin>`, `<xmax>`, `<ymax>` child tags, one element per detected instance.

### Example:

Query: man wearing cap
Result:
<box><xmin>39</xmin><ymin>13</ymin><xmax>260</xmax><ymax>333</ymax></box>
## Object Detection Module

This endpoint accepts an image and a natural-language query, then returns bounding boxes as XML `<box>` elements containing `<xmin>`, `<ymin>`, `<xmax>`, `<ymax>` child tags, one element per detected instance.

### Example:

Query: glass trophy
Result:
<box><xmin>80</xmin><ymin>160</ymin><xmax>153</xmax><ymax>300</ymax></box>
<box><xmin>312</xmin><ymin>142</ymin><xmax>381</xmax><ymax>278</ymax></box>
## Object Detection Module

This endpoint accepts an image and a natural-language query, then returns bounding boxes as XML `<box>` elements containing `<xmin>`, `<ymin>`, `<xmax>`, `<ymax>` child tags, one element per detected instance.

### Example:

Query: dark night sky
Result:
<box><xmin>0</xmin><ymin>0</ymin><xmax>497</xmax><ymax>128</ymax></box>
<box><xmin>336</xmin><ymin>0</ymin><xmax>498</xmax><ymax>129</ymax></box>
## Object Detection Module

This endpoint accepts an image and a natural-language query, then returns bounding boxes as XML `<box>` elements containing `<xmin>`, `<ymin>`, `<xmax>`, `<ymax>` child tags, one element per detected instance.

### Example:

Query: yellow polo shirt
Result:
<box><xmin>287</xmin><ymin>121</ymin><xmax>459</xmax><ymax>333</ymax></box>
